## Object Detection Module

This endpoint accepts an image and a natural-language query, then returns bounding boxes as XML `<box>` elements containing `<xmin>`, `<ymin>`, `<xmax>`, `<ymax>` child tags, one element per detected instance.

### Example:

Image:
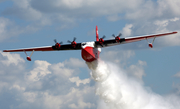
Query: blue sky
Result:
<box><xmin>0</xmin><ymin>0</ymin><xmax>180</xmax><ymax>109</ymax></box>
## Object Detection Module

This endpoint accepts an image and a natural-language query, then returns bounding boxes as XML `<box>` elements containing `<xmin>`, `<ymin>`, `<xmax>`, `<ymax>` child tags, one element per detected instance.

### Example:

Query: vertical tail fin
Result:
<box><xmin>96</xmin><ymin>25</ymin><xmax>99</xmax><ymax>41</ymax></box>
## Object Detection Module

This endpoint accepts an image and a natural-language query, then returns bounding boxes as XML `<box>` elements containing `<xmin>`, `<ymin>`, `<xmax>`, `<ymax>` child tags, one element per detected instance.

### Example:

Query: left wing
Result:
<box><xmin>3</xmin><ymin>42</ymin><xmax>82</xmax><ymax>61</ymax></box>
<box><xmin>95</xmin><ymin>32</ymin><xmax>177</xmax><ymax>48</ymax></box>
<box><xmin>3</xmin><ymin>43</ymin><xmax>82</xmax><ymax>52</ymax></box>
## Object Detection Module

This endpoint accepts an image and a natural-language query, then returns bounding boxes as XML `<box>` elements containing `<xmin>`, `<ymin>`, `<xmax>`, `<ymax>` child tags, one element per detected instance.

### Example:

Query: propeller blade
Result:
<box><xmin>102</xmin><ymin>35</ymin><xmax>106</xmax><ymax>39</ymax></box>
<box><xmin>73</xmin><ymin>37</ymin><xmax>76</xmax><ymax>42</ymax></box>
<box><xmin>54</xmin><ymin>39</ymin><xmax>57</xmax><ymax>43</ymax></box>
<box><xmin>67</xmin><ymin>40</ymin><xmax>72</xmax><ymax>43</ymax></box>
<box><xmin>118</xmin><ymin>33</ymin><xmax>122</xmax><ymax>37</ymax></box>
<box><xmin>59</xmin><ymin>42</ymin><xmax>63</xmax><ymax>44</ymax></box>
<box><xmin>112</xmin><ymin>34</ymin><xmax>116</xmax><ymax>37</ymax></box>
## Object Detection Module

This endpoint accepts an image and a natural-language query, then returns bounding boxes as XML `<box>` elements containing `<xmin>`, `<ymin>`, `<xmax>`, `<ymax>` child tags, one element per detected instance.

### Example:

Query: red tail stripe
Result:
<box><xmin>96</xmin><ymin>26</ymin><xmax>99</xmax><ymax>41</ymax></box>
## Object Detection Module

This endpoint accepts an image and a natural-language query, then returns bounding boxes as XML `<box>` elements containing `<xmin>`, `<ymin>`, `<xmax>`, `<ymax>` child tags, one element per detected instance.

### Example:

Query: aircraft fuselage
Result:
<box><xmin>81</xmin><ymin>41</ymin><xmax>101</xmax><ymax>62</ymax></box>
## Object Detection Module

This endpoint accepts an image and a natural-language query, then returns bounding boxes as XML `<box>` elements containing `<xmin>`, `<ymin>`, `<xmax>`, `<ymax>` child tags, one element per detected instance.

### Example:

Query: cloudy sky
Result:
<box><xmin>0</xmin><ymin>0</ymin><xmax>180</xmax><ymax>109</ymax></box>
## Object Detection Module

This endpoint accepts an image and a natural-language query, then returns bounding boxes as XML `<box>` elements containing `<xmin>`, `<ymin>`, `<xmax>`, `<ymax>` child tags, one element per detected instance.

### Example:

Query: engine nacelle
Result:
<box><xmin>115</xmin><ymin>36</ymin><xmax>120</xmax><ymax>42</ymax></box>
<box><xmin>149</xmin><ymin>43</ymin><xmax>153</xmax><ymax>48</ymax></box>
<box><xmin>71</xmin><ymin>41</ymin><xmax>77</xmax><ymax>48</ymax></box>
<box><xmin>55</xmin><ymin>43</ymin><xmax>61</xmax><ymax>49</ymax></box>
<box><xmin>99</xmin><ymin>38</ymin><xmax>104</xmax><ymax>44</ymax></box>
<box><xmin>27</xmin><ymin>56</ymin><xmax>31</xmax><ymax>61</ymax></box>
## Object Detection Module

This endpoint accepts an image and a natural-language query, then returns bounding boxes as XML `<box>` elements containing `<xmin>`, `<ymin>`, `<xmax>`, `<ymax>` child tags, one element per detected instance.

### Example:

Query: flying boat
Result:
<box><xmin>3</xmin><ymin>26</ymin><xmax>177</xmax><ymax>62</ymax></box>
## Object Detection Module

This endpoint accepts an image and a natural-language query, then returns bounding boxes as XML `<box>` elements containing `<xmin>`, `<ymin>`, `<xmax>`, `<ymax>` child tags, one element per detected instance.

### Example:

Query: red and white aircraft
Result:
<box><xmin>3</xmin><ymin>26</ymin><xmax>177</xmax><ymax>62</ymax></box>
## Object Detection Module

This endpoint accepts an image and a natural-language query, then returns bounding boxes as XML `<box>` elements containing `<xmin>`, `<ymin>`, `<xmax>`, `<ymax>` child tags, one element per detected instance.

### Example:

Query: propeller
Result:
<box><xmin>112</xmin><ymin>34</ymin><xmax>116</xmax><ymax>37</ymax></box>
<box><xmin>54</xmin><ymin>39</ymin><xmax>57</xmax><ymax>43</ymax></box>
<box><xmin>112</xmin><ymin>33</ymin><xmax>122</xmax><ymax>43</ymax></box>
<box><xmin>98</xmin><ymin>35</ymin><xmax>106</xmax><ymax>46</ymax></box>
<box><xmin>118</xmin><ymin>33</ymin><xmax>122</xmax><ymax>37</ymax></box>
<box><xmin>99</xmin><ymin>35</ymin><xmax>106</xmax><ymax>41</ymax></box>
<box><xmin>67</xmin><ymin>37</ymin><xmax>77</xmax><ymax>48</ymax></box>
<box><xmin>67</xmin><ymin>37</ymin><xmax>76</xmax><ymax>43</ymax></box>
<box><xmin>102</xmin><ymin>35</ymin><xmax>106</xmax><ymax>39</ymax></box>
<box><xmin>54</xmin><ymin>39</ymin><xmax>63</xmax><ymax>49</ymax></box>
<box><xmin>67</xmin><ymin>40</ymin><xmax>71</xmax><ymax>43</ymax></box>
<box><xmin>73</xmin><ymin>37</ymin><xmax>76</xmax><ymax>42</ymax></box>
<box><xmin>54</xmin><ymin>39</ymin><xmax>63</xmax><ymax>44</ymax></box>
<box><xmin>112</xmin><ymin>33</ymin><xmax>122</xmax><ymax>37</ymax></box>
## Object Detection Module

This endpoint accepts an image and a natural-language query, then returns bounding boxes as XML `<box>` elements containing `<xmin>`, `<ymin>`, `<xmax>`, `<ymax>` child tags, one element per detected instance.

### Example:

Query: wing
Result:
<box><xmin>95</xmin><ymin>32</ymin><xmax>177</xmax><ymax>48</ymax></box>
<box><xmin>3</xmin><ymin>43</ymin><xmax>82</xmax><ymax>52</ymax></box>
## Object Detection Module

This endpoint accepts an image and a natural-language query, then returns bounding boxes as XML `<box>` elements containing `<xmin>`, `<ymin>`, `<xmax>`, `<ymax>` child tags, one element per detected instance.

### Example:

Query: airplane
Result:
<box><xmin>3</xmin><ymin>26</ymin><xmax>177</xmax><ymax>62</ymax></box>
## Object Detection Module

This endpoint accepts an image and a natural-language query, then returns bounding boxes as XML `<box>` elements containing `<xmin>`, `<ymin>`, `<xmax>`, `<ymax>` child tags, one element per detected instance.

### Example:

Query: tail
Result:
<box><xmin>96</xmin><ymin>25</ymin><xmax>99</xmax><ymax>41</ymax></box>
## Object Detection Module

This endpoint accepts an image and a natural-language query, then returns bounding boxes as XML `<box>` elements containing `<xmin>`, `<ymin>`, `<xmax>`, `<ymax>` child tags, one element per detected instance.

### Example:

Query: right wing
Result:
<box><xmin>95</xmin><ymin>32</ymin><xmax>177</xmax><ymax>48</ymax></box>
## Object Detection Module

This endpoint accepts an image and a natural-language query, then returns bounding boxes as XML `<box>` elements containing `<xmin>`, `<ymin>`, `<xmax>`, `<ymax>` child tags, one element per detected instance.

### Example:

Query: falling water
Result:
<box><xmin>86</xmin><ymin>60</ymin><xmax>180</xmax><ymax>109</ymax></box>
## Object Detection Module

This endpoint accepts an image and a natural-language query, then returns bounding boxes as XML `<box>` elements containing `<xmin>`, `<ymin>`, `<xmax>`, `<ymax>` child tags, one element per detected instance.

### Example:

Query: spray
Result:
<box><xmin>86</xmin><ymin>60</ymin><xmax>180</xmax><ymax>109</ymax></box>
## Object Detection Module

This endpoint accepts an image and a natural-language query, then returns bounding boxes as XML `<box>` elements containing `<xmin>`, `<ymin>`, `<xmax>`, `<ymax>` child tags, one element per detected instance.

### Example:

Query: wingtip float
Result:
<box><xmin>3</xmin><ymin>26</ymin><xmax>178</xmax><ymax>62</ymax></box>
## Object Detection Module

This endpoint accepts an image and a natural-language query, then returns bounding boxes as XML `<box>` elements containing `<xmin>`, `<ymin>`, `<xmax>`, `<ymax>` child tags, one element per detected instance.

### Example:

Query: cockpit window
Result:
<box><xmin>82</xmin><ymin>43</ymin><xmax>86</xmax><ymax>46</ymax></box>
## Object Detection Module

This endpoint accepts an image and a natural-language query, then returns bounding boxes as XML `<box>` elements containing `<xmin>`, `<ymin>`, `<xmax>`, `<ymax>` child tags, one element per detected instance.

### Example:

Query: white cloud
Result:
<box><xmin>9</xmin><ymin>84</ymin><xmax>25</xmax><ymax>91</ymax></box>
<box><xmin>23</xmin><ymin>92</ymin><xmax>37</xmax><ymax>103</ymax></box>
<box><xmin>159</xmin><ymin>0</ymin><xmax>180</xmax><ymax>16</ymax></box>
<box><xmin>119</xmin><ymin>19</ymin><xmax>180</xmax><ymax>49</ymax></box>
<box><xmin>49</xmin><ymin>62</ymin><xmax>74</xmax><ymax>78</ymax></box>
<box><xmin>3</xmin><ymin>0</ymin><xmax>42</xmax><ymax>21</ymax></box>
<box><xmin>69</xmin><ymin>77</ymin><xmax>90</xmax><ymax>86</ymax></box>
<box><xmin>63</xmin><ymin>58</ymin><xmax>86</xmax><ymax>68</ymax></box>
<box><xmin>172</xmin><ymin>83</ymin><xmax>180</xmax><ymax>94</ymax></box>
<box><xmin>173</xmin><ymin>72</ymin><xmax>180</xmax><ymax>78</ymax></box>
<box><xmin>121</xmin><ymin>24</ymin><xmax>133</xmax><ymax>37</ymax></box>
<box><xmin>0</xmin><ymin>17</ymin><xmax>43</xmax><ymax>42</ymax></box>
<box><xmin>27</xmin><ymin>60</ymin><xmax>51</xmax><ymax>81</ymax></box>
<box><xmin>0</xmin><ymin>0</ymin><xmax>146</xmax><ymax>23</ymax></box>
<box><xmin>0</xmin><ymin>52</ymin><xmax>96</xmax><ymax>109</ymax></box>
<box><xmin>154</xmin><ymin>20</ymin><xmax>169</xmax><ymax>27</ymax></box>
<box><xmin>101</xmin><ymin>50</ymin><xmax>135</xmax><ymax>66</ymax></box>
<box><xmin>65</xmin><ymin>87</ymin><xmax>96</xmax><ymax>109</ymax></box>
<box><xmin>0</xmin><ymin>17</ymin><xmax>23</xmax><ymax>42</ymax></box>
<box><xmin>0</xmin><ymin>51</ymin><xmax>25</xmax><ymax>66</ymax></box>
<box><xmin>0</xmin><ymin>82</ymin><xmax>8</xmax><ymax>93</ymax></box>
<box><xmin>1</xmin><ymin>0</ymin><xmax>180</xmax><ymax>43</ymax></box>
<box><xmin>0</xmin><ymin>17</ymin><xmax>9</xmax><ymax>41</ymax></box>
<box><xmin>125</xmin><ymin>0</ymin><xmax>156</xmax><ymax>20</ymax></box>
<box><xmin>107</xmin><ymin>14</ymin><xmax>121</xmax><ymax>22</ymax></box>
<box><xmin>127</xmin><ymin>60</ymin><xmax>146</xmax><ymax>79</ymax></box>
<box><xmin>0</xmin><ymin>50</ymin><xmax>146</xmax><ymax>109</ymax></box>
<box><xmin>170</xmin><ymin>17</ymin><xmax>179</xmax><ymax>22</ymax></box>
